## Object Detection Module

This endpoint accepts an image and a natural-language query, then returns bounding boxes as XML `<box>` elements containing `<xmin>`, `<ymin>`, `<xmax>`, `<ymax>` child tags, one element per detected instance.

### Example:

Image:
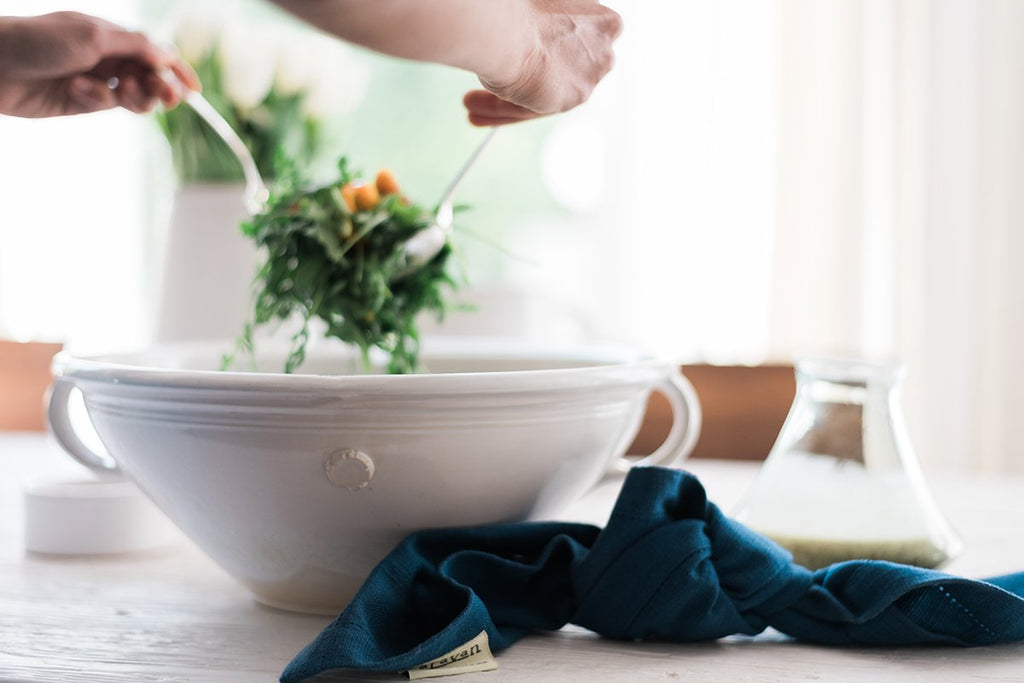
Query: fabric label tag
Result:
<box><xmin>402</xmin><ymin>631</ymin><xmax>498</xmax><ymax>679</ymax></box>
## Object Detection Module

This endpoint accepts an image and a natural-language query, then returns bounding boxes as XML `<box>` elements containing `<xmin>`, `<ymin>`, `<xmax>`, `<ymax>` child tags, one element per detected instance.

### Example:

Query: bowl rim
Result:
<box><xmin>51</xmin><ymin>337</ymin><xmax>677</xmax><ymax>395</ymax></box>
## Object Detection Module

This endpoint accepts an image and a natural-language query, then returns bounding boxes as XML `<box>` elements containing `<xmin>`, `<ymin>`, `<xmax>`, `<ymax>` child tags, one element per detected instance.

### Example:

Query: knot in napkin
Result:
<box><xmin>281</xmin><ymin>467</ymin><xmax>1024</xmax><ymax>682</ymax></box>
<box><xmin>570</xmin><ymin>467</ymin><xmax>814</xmax><ymax>641</ymax></box>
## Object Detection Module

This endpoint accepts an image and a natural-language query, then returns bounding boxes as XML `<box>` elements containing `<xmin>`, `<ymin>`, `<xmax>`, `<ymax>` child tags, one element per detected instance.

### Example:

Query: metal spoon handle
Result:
<box><xmin>398</xmin><ymin>127</ymin><xmax>499</xmax><ymax>275</ymax></box>
<box><xmin>436</xmin><ymin>126</ymin><xmax>498</xmax><ymax>209</ymax></box>
<box><xmin>183</xmin><ymin>91</ymin><xmax>270</xmax><ymax>214</ymax></box>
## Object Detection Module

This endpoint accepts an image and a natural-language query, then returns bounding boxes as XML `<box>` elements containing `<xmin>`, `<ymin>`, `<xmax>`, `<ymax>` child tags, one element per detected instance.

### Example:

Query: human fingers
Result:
<box><xmin>66</xmin><ymin>74</ymin><xmax>118</xmax><ymax>114</ymax></box>
<box><xmin>87</xmin><ymin>59</ymin><xmax>162</xmax><ymax>113</ymax></box>
<box><xmin>145</xmin><ymin>70</ymin><xmax>179</xmax><ymax>108</ymax></box>
<box><xmin>87</xmin><ymin>60</ymin><xmax>141</xmax><ymax>112</ymax></box>
<box><xmin>150</xmin><ymin>58</ymin><xmax>201</xmax><ymax>109</ymax></box>
<box><xmin>463</xmin><ymin>90</ymin><xmax>542</xmax><ymax>127</ymax></box>
<box><xmin>127</xmin><ymin>58</ymin><xmax>199</xmax><ymax>109</ymax></box>
<box><xmin>115</xmin><ymin>74</ymin><xmax>159</xmax><ymax>113</ymax></box>
<box><xmin>167</xmin><ymin>58</ymin><xmax>201</xmax><ymax>93</ymax></box>
<box><xmin>117</xmin><ymin>60</ymin><xmax>161</xmax><ymax>113</ymax></box>
<box><xmin>90</xmin><ymin>18</ymin><xmax>201</xmax><ymax>98</ymax></box>
<box><xmin>96</xmin><ymin>24</ymin><xmax>176</xmax><ymax>74</ymax></box>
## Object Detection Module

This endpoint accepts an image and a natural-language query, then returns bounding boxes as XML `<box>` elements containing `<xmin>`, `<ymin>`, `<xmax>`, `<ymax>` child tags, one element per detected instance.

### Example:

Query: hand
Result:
<box><xmin>464</xmin><ymin>0</ymin><xmax>622</xmax><ymax>126</ymax></box>
<box><xmin>0</xmin><ymin>12</ymin><xmax>200</xmax><ymax>118</ymax></box>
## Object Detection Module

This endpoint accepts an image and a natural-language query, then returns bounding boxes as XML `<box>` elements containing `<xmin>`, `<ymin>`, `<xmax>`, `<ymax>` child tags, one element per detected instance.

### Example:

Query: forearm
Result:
<box><xmin>269</xmin><ymin>0</ymin><xmax>532</xmax><ymax>85</ymax></box>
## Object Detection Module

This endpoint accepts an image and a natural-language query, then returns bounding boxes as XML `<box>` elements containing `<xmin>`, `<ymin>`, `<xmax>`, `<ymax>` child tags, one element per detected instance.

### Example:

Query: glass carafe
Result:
<box><xmin>733</xmin><ymin>357</ymin><xmax>961</xmax><ymax>570</ymax></box>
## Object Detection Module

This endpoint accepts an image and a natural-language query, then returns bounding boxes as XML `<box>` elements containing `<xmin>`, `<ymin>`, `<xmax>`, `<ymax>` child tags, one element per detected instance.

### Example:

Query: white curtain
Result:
<box><xmin>766</xmin><ymin>0</ymin><xmax>1024</xmax><ymax>473</ymax></box>
<box><xmin>584</xmin><ymin>0</ymin><xmax>1024</xmax><ymax>472</ymax></box>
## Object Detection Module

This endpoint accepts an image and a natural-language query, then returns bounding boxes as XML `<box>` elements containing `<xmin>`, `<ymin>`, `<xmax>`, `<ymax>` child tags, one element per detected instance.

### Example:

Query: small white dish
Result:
<box><xmin>23</xmin><ymin>476</ymin><xmax>179</xmax><ymax>556</ymax></box>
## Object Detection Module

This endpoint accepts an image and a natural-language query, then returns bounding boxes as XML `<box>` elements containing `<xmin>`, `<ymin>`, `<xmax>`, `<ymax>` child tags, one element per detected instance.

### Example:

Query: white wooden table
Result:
<box><xmin>2</xmin><ymin>432</ymin><xmax>1023</xmax><ymax>682</ymax></box>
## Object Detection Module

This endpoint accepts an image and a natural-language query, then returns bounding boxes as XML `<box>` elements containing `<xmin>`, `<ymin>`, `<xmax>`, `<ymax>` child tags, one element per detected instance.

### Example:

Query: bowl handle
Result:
<box><xmin>47</xmin><ymin>375</ymin><xmax>121</xmax><ymax>474</ymax></box>
<box><xmin>609</xmin><ymin>371</ymin><xmax>702</xmax><ymax>475</ymax></box>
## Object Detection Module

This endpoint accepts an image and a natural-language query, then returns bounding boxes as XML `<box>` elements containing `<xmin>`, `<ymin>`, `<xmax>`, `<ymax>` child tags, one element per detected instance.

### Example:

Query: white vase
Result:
<box><xmin>153</xmin><ymin>183</ymin><xmax>257</xmax><ymax>343</ymax></box>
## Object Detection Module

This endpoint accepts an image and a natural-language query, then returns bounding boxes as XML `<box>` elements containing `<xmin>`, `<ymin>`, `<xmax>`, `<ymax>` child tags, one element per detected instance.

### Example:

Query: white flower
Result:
<box><xmin>297</xmin><ymin>35</ymin><xmax>371</xmax><ymax>119</ymax></box>
<box><xmin>273</xmin><ymin>27</ymin><xmax>316</xmax><ymax>96</ymax></box>
<box><xmin>218</xmin><ymin>26</ymin><xmax>279</xmax><ymax>111</ymax></box>
<box><xmin>172</xmin><ymin>10</ymin><xmax>223</xmax><ymax>65</ymax></box>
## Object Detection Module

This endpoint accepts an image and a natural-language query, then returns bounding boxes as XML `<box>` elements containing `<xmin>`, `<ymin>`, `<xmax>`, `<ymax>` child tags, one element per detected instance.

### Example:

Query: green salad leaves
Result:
<box><xmin>228</xmin><ymin>159</ymin><xmax>458</xmax><ymax>374</ymax></box>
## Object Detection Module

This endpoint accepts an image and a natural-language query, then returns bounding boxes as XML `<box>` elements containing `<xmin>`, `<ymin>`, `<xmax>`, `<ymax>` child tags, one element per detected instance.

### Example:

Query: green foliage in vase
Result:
<box><xmin>155</xmin><ymin>48</ymin><xmax>323</xmax><ymax>183</ymax></box>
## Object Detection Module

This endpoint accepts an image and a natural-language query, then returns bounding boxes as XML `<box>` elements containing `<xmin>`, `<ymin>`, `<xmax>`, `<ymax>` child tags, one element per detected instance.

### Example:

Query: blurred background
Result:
<box><xmin>0</xmin><ymin>0</ymin><xmax>1021</xmax><ymax>473</ymax></box>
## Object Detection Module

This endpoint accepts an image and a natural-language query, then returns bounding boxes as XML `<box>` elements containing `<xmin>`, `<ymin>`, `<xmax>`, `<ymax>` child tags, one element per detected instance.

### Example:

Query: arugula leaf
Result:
<box><xmin>225</xmin><ymin>158</ymin><xmax>460</xmax><ymax>374</ymax></box>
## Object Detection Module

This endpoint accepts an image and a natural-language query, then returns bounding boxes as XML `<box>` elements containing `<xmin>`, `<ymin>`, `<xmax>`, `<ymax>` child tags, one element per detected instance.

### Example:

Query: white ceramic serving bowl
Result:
<box><xmin>48</xmin><ymin>338</ymin><xmax>700</xmax><ymax>613</ymax></box>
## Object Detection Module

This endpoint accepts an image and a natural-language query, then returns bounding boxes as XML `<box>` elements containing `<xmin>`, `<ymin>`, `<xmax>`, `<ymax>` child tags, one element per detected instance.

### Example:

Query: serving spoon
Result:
<box><xmin>181</xmin><ymin>90</ymin><xmax>270</xmax><ymax>215</ymax></box>
<box><xmin>180</xmin><ymin>89</ymin><xmax>496</xmax><ymax>271</ymax></box>
<box><xmin>400</xmin><ymin>126</ymin><xmax>498</xmax><ymax>271</ymax></box>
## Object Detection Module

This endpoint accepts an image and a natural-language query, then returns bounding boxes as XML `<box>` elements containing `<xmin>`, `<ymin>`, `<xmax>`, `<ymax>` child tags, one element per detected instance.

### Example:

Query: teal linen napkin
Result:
<box><xmin>281</xmin><ymin>467</ymin><xmax>1024</xmax><ymax>682</ymax></box>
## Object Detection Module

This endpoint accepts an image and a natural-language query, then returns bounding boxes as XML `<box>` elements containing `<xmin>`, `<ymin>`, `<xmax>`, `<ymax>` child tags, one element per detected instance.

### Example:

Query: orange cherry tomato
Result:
<box><xmin>375</xmin><ymin>169</ymin><xmax>401</xmax><ymax>197</ymax></box>
<box><xmin>354</xmin><ymin>182</ymin><xmax>380</xmax><ymax>211</ymax></box>
<box><xmin>338</xmin><ymin>183</ymin><xmax>358</xmax><ymax>213</ymax></box>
